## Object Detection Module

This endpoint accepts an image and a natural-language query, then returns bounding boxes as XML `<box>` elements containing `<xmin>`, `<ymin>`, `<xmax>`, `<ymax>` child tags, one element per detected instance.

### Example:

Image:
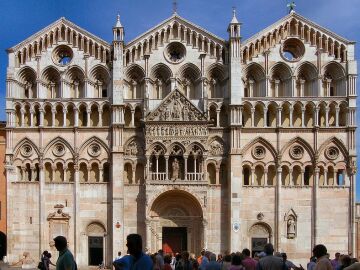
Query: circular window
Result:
<box><xmin>52</xmin><ymin>45</ymin><xmax>73</xmax><ymax>66</ymax></box>
<box><xmin>290</xmin><ymin>145</ymin><xmax>304</xmax><ymax>160</ymax></box>
<box><xmin>164</xmin><ymin>42</ymin><xmax>186</xmax><ymax>64</ymax></box>
<box><xmin>88</xmin><ymin>143</ymin><xmax>101</xmax><ymax>157</ymax></box>
<box><xmin>252</xmin><ymin>146</ymin><xmax>266</xmax><ymax>160</ymax></box>
<box><xmin>326</xmin><ymin>147</ymin><xmax>339</xmax><ymax>160</ymax></box>
<box><xmin>280</xmin><ymin>38</ymin><xmax>305</xmax><ymax>62</ymax></box>
<box><xmin>21</xmin><ymin>144</ymin><xmax>33</xmax><ymax>157</ymax></box>
<box><xmin>53</xmin><ymin>144</ymin><xmax>65</xmax><ymax>157</ymax></box>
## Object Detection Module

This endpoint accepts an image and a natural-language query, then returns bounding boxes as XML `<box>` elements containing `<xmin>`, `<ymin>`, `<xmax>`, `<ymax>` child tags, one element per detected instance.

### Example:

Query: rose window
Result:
<box><xmin>164</xmin><ymin>42</ymin><xmax>186</xmax><ymax>64</ymax></box>
<box><xmin>88</xmin><ymin>143</ymin><xmax>101</xmax><ymax>157</ymax></box>
<box><xmin>21</xmin><ymin>144</ymin><xmax>33</xmax><ymax>157</ymax></box>
<box><xmin>53</xmin><ymin>144</ymin><xmax>65</xmax><ymax>157</ymax></box>
<box><xmin>253</xmin><ymin>146</ymin><xmax>266</xmax><ymax>159</ymax></box>
<box><xmin>290</xmin><ymin>145</ymin><xmax>304</xmax><ymax>160</ymax></box>
<box><xmin>326</xmin><ymin>147</ymin><xmax>339</xmax><ymax>160</ymax></box>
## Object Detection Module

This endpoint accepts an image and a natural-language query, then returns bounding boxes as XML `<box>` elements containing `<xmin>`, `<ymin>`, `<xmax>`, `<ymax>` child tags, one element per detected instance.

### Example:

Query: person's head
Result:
<box><xmin>281</xmin><ymin>253</ymin><xmax>287</xmax><ymax>261</ymax></box>
<box><xmin>341</xmin><ymin>255</ymin><xmax>352</xmax><ymax>267</ymax></box>
<box><xmin>312</xmin><ymin>244</ymin><xmax>327</xmax><ymax>259</ymax></box>
<box><xmin>254</xmin><ymin>252</ymin><xmax>260</xmax><ymax>261</ymax></box>
<box><xmin>118</xmin><ymin>251</ymin><xmax>121</xmax><ymax>256</ymax></box>
<box><xmin>335</xmin><ymin>252</ymin><xmax>340</xmax><ymax>260</ymax></box>
<box><xmin>224</xmin><ymin>254</ymin><xmax>232</xmax><ymax>262</ymax></box>
<box><xmin>201</xmin><ymin>250</ymin><xmax>205</xmax><ymax>256</ymax></box>
<box><xmin>182</xmin><ymin>251</ymin><xmax>190</xmax><ymax>261</ymax></box>
<box><xmin>217</xmin><ymin>254</ymin><xmax>223</xmax><ymax>260</ymax></box>
<box><xmin>204</xmin><ymin>251</ymin><xmax>211</xmax><ymax>259</ymax></box>
<box><xmin>126</xmin><ymin>234</ymin><xmax>143</xmax><ymax>256</ymax></box>
<box><xmin>164</xmin><ymin>255</ymin><xmax>172</xmax><ymax>264</ymax></box>
<box><xmin>42</xmin><ymin>251</ymin><xmax>49</xmax><ymax>256</ymax></box>
<box><xmin>242</xmin><ymin>248</ymin><xmax>251</xmax><ymax>257</ymax></box>
<box><xmin>176</xmin><ymin>253</ymin><xmax>182</xmax><ymax>261</ymax></box>
<box><xmin>53</xmin><ymin>236</ymin><xmax>68</xmax><ymax>252</ymax></box>
<box><xmin>231</xmin><ymin>254</ymin><xmax>242</xmax><ymax>266</ymax></box>
<box><xmin>209</xmin><ymin>253</ymin><xmax>216</xmax><ymax>262</ymax></box>
<box><xmin>158</xmin><ymin>249</ymin><xmax>163</xmax><ymax>255</ymax></box>
<box><xmin>46</xmin><ymin>253</ymin><xmax>52</xmax><ymax>259</ymax></box>
<box><xmin>264</xmin><ymin>243</ymin><xmax>274</xmax><ymax>256</ymax></box>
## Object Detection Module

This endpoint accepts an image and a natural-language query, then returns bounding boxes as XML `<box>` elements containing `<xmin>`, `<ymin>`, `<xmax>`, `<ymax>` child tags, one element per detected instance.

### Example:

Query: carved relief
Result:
<box><xmin>146</xmin><ymin>125</ymin><xmax>208</xmax><ymax>138</ymax></box>
<box><xmin>88</xmin><ymin>143</ymin><xmax>101</xmax><ymax>157</ymax></box>
<box><xmin>52</xmin><ymin>143</ymin><xmax>66</xmax><ymax>157</ymax></box>
<box><xmin>325</xmin><ymin>146</ymin><xmax>339</xmax><ymax>160</ymax></box>
<box><xmin>289</xmin><ymin>145</ymin><xmax>304</xmax><ymax>160</ymax></box>
<box><xmin>125</xmin><ymin>139</ymin><xmax>144</xmax><ymax>156</ymax></box>
<box><xmin>21</xmin><ymin>144</ymin><xmax>33</xmax><ymax>157</ymax></box>
<box><xmin>252</xmin><ymin>146</ymin><xmax>266</xmax><ymax>160</ymax></box>
<box><xmin>147</xmin><ymin>89</ymin><xmax>207</xmax><ymax>122</ymax></box>
<box><xmin>284</xmin><ymin>208</ymin><xmax>297</xmax><ymax>239</ymax></box>
<box><xmin>47</xmin><ymin>204</ymin><xmax>70</xmax><ymax>247</ymax></box>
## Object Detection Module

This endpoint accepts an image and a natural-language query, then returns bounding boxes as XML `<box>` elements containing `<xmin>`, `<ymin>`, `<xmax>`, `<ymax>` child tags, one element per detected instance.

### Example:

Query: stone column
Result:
<box><xmin>299</xmin><ymin>79</ymin><xmax>305</xmax><ymax>97</ymax></box>
<box><xmin>39</xmin><ymin>109</ymin><xmax>44</xmax><ymax>127</ymax></box>
<box><xmin>30</xmin><ymin>109</ymin><xmax>34</xmax><ymax>127</ymax></box>
<box><xmin>131</xmin><ymin>109</ymin><xmax>135</xmax><ymax>127</ymax></box>
<box><xmin>275</xmin><ymin>166</ymin><xmax>282</xmax><ymax>250</ymax></box>
<box><xmin>336</xmin><ymin>107</ymin><xmax>340</xmax><ymax>127</ymax></box>
<box><xmin>324</xmin><ymin>170</ymin><xmax>328</xmax><ymax>186</ymax></box>
<box><xmin>216</xmin><ymin>109</ymin><xmax>220</xmax><ymax>127</ymax></box>
<box><xmin>325</xmin><ymin>108</ymin><xmax>329</xmax><ymax>128</ymax></box>
<box><xmin>311</xmin><ymin>167</ymin><xmax>320</xmax><ymax>248</ymax></box>
<box><xmin>74</xmin><ymin>108</ymin><xmax>79</xmax><ymax>127</ymax></box>
<box><xmin>263</xmin><ymin>108</ymin><xmax>268</xmax><ymax>127</ymax></box>
<box><xmin>301</xmin><ymin>108</ymin><xmax>305</xmax><ymax>128</ymax></box>
<box><xmin>250</xmin><ymin>168</ymin><xmax>255</xmax><ymax>186</ymax></box>
<box><xmin>251</xmin><ymin>108</ymin><xmax>255</xmax><ymax>127</ymax></box>
<box><xmin>289</xmin><ymin>106</ymin><xmax>293</xmax><ymax>127</ymax></box>
<box><xmin>20</xmin><ymin>108</ymin><xmax>25</xmax><ymax>127</ymax></box>
<box><xmin>63</xmin><ymin>108</ymin><xmax>67</xmax><ymax>127</ymax></box>
<box><xmin>184</xmin><ymin>156</ymin><xmax>188</xmax><ymax>181</ymax></box>
<box><xmin>277</xmin><ymin>108</ymin><xmax>282</xmax><ymax>127</ymax></box>
<box><xmin>51</xmin><ymin>108</ymin><xmax>56</xmax><ymax>127</ymax></box>
<box><xmin>145</xmin><ymin>220</ymin><xmax>152</xmax><ymax>252</ymax></box>
<box><xmin>249</xmin><ymin>80</ymin><xmax>254</xmax><ymax>97</ymax></box>
<box><xmin>165</xmin><ymin>156</ymin><xmax>169</xmax><ymax>181</ymax></box>
<box><xmin>301</xmin><ymin>169</ymin><xmax>305</xmax><ymax>186</ymax></box>
<box><xmin>87</xmin><ymin>109</ymin><xmax>91</xmax><ymax>127</ymax></box>
<box><xmin>274</xmin><ymin>80</ymin><xmax>280</xmax><ymax>97</ymax></box>
<box><xmin>98</xmin><ymin>109</ymin><xmax>103</xmax><ymax>127</ymax></box>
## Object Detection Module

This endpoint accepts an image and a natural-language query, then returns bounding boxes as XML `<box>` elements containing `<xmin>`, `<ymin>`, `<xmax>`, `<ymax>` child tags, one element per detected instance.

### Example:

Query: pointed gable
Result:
<box><xmin>124</xmin><ymin>13</ymin><xmax>225</xmax><ymax>54</ymax></box>
<box><xmin>146</xmin><ymin>89</ymin><xmax>207</xmax><ymax>122</ymax></box>
<box><xmin>241</xmin><ymin>12</ymin><xmax>353</xmax><ymax>63</ymax></box>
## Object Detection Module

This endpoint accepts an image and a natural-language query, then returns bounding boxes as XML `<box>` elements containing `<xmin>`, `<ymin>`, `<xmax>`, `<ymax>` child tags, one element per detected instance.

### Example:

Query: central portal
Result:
<box><xmin>162</xmin><ymin>227</ymin><xmax>187</xmax><ymax>254</ymax></box>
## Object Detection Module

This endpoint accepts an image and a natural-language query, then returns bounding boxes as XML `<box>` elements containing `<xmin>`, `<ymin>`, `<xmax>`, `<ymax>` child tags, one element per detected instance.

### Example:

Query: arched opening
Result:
<box><xmin>281</xmin><ymin>165</ymin><xmax>290</xmax><ymax>186</ymax></box>
<box><xmin>318</xmin><ymin>103</ymin><xmax>326</xmax><ymax>127</ymax></box>
<box><xmin>125</xmin><ymin>65</ymin><xmax>145</xmax><ymax>99</ymax></box>
<box><xmin>243</xmin><ymin>165</ymin><xmax>251</xmax><ymax>186</ymax></box>
<box><xmin>271</xmin><ymin>63</ymin><xmax>292</xmax><ymax>97</ymax></box>
<box><xmin>79</xmin><ymin>104</ymin><xmax>87</xmax><ymax>127</ymax></box>
<box><xmin>124</xmin><ymin>163</ymin><xmax>133</xmax><ymax>184</ymax></box>
<box><xmin>86</xmin><ymin>223</ymin><xmax>106</xmax><ymax>266</ymax></box>
<box><xmin>66</xmin><ymin>66</ymin><xmax>85</xmax><ymax>98</ymax></box>
<box><xmin>66</xmin><ymin>104</ymin><xmax>75</xmax><ymax>127</ymax></box>
<box><xmin>219</xmin><ymin>105</ymin><xmax>228</xmax><ymax>127</ymax></box>
<box><xmin>66</xmin><ymin>163</ymin><xmax>75</xmax><ymax>182</ymax></box>
<box><xmin>124</xmin><ymin>106</ymin><xmax>132</xmax><ymax>127</ymax></box>
<box><xmin>24</xmin><ymin>105</ymin><xmax>31</xmax><ymax>127</ymax></box>
<box><xmin>242</xmin><ymin>104</ymin><xmax>252</xmax><ymax>127</ymax></box>
<box><xmin>54</xmin><ymin>163</ymin><xmax>64</xmax><ymax>182</ymax></box>
<box><xmin>292</xmin><ymin>103</ymin><xmax>302</xmax><ymax>127</ymax></box>
<box><xmin>44</xmin><ymin>105</ymin><xmax>52</xmax><ymax>127</ymax></box>
<box><xmin>102</xmin><ymin>105</ymin><xmax>111</xmax><ymax>126</ymax></box>
<box><xmin>34</xmin><ymin>105</ymin><xmax>40</xmax><ymax>127</ymax></box>
<box><xmin>254</xmin><ymin>103</ymin><xmax>264</xmax><ymax>127</ymax></box>
<box><xmin>281</xmin><ymin>103</ymin><xmax>290</xmax><ymax>127</ymax></box>
<box><xmin>42</xmin><ymin>67</ymin><xmax>61</xmax><ymax>98</ymax></box>
<box><xmin>149</xmin><ymin>190</ymin><xmax>203</xmax><ymax>254</ymax></box>
<box><xmin>244</xmin><ymin>64</ymin><xmax>266</xmax><ymax>97</ymax></box>
<box><xmin>103</xmin><ymin>163</ymin><xmax>110</xmax><ymax>182</ymax></box>
<box><xmin>297</xmin><ymin>63</ymin><xmax>318</xmax><ymax>96</ymax></box>
<box><xmin>55</xmin><ymin>105</ymin><xmax>63</xmax><ymax>127</ymax></box>
<box><xmin>90</xmin><ymin>104</ymin><xmax>99</xmax><ymax>127</ymax></box>
<box><xmin>150</xmin><ymin>64</ymin><xmax>172</xmax><ymax>99</ymax></box>
<box><xmin>79</xmin><ymin>163</ymin><xmax>88</xmax><ymax>182</ymax></box>
<box><xmin>90</xmin><ymin>66</ymin><xmax>111</xmax><ymax>99</ymax></box>
<box><xmin>207</xmin><ymin>163</ymin><xmax>216</xmax><ymax>185</ymax></box>
<box><xmin>134</xmin><ymin>106</ymin><xmax>143</xmax><ymax>128</ymax></box>
<box><xmin>17</xmin><ymin>67</ymin><xmax>37</xmax><ymax>98</ymax></box>
<box><xmin>267</xmin><ymin>165</ymin><xmax>276</xmax><ymax>186</ymax></box>
<box><xmin>327</xmin><ymin>166</ymin><xmax>335</xmax><ymax>186</ymax></box>
<box><xmin>209</xmin><ymin>105</ymin><xmax>217</xmax><ymax>127</ymax></box>
<box><xmin>135</xmin><ymin>163</ymin><xmax>145</xmax><ymax>184</ymax></box>
<box><xmin>45</xmin><ymin>162</ymin><xmax>52</xmax><ymax>182</ymax></box>
<box><xmin>90</xmin><ymin>163</ymin><xmax>100</xmax><ymax>182</ymax></box>
<box><xmin>179</xmin><ymin>64</ymin><xmax>201</xmax><ymax>99</ymax></box>
<box><xmin>267</xmin><ymin>103</ymin><xmax>277</xmax><ymax>128</ymax></box>
<box><xmin>207</xmin><ymin>64</ymin><xmax>227</xmax><ymax>98</ymax></box>
<box><xmin>339</xmin><ymin>103</ymin><xmax>347</xmax><ymax>126</ymax></box>
<box><xmin>254</xmin><ymin>165</ymin><xmax>264</xmax><ymax>186</ymax></box>
<box><xmin>323</xmin><ymin>62</ymin><xmax>346</xmax><ymax>96</ymax></box>
<box><xmin>292</xmin><ymin>165</ymin><xmax>301</xmax><ymax>186</ymax></box>
<box><xmin>305</xmin><ymin>103</ymin><xmax>315</xmax><ymax>127</ymax></box>
<box><xmin>304</xmin><ymin>165</ymin><xmax>313</xmax><ymax>186</ymax></box>
<box><xmin>249</xmin><ymin>223</ymin><xmax>272</xmax><ymax>257</ymax></box>
<box><xmin>328</xmin><ymin>103</ymin><xmax>336</xmax><ymax>127</ymax></box>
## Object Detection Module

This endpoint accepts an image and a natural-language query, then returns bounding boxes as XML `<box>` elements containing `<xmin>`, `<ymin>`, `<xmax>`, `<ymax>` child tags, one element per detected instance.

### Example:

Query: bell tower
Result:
<box><xmin>112</xmin><ymin>14</ymin><xmax>124</xmax><ymax>104</ymax></box>
<box><xmin>228</xmin><ymin>8</ymin><xmax>243</xmax><ymax>104</ymax></box>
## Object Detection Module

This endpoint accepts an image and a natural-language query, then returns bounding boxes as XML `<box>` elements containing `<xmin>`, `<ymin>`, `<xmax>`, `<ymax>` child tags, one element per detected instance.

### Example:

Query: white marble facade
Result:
<box><xmin>5</xmin><ymin>9</ymin><xmax>357</xmax><ymax>267</ymax></box>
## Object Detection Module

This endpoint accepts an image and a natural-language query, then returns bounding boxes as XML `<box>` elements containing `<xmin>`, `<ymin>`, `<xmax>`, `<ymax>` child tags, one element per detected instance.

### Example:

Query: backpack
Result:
<box><xmin>37</xmin><ymin>261</ymin><xmax>44</xmax><ymax>270</ymax></box>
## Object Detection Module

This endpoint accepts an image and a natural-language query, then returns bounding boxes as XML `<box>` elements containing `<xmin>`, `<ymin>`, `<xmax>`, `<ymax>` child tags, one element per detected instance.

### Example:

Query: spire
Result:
<box><xmin>172</xmin><ymin>0</ymin><xmax>178</xmax><ymax>15</ymax></box>
<box><xmin>115</xmin><ymin>14</ymin><xmax>122</xmax><ymax>28</ymax></box>
<box><xmin>230</xmin><ymin>7</ymin><xmax>239</xmax><ymax>24</ymax></box>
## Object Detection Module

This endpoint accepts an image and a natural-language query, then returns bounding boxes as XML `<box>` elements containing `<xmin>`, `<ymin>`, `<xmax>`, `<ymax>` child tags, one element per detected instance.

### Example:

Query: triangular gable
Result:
<box><xmin>243</xmin><ymin>12</ymin><xmax>353</xmax><ymax>47</ymax></box>
<box><xmin>146</xmin><ymin>89</ymin><xmax>207</xmax><ymax>122</ymax></box>
<box><xmin>125</xmin><ymin>13</ymin><xmax>225</xmax><ymax>49</ymax></box>
<box><xmin>8</xmin><ymin>17</ymin><xmax>110</xmax><ymax>52</ymax></box>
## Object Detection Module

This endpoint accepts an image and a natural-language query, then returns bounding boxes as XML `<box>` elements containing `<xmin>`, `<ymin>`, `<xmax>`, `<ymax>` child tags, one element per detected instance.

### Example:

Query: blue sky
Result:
<box><xmin>0</xmin><ymin>0</ymin><xmax>359</xmax><ymax>196</ymax></box>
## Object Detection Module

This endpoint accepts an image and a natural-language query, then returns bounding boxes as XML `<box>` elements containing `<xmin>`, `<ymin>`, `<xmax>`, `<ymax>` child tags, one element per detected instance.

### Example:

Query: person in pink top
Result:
<box><xmin>241</xmin><ymin>249</ymin><xmax>257</xmax><ymax>270</ymax></box>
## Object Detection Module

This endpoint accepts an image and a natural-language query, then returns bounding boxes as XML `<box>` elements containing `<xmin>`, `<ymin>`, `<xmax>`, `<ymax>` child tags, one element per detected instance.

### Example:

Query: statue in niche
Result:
<box><xmin>287</xmin><ymin>217</ymin><xmax>296</xmax><ymax>239</ymax></box>
<box><xmin>172</xmin><ymin>101</ymin><xmax>181</xmax><ymax>119</ymax></box>
<box><xmin>165</xmin><ymin>107</ymin><xmax>171</xmax><ymax>120</ymax></box>
<box><xmin>171</xmin><ymin>158</ymin><xmax>180</xmax><ymax>180</ymax></box>
<box><xmin>183</xmin><ymin>106</ymin><xmax>189</xmax><ymax>121</ymax></box>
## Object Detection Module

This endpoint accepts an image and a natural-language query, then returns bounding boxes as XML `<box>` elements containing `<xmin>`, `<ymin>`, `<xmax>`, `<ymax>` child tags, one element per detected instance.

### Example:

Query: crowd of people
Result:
<box><xmin>35</xmin><ymin>233</ymin><xmax>360</xmax><ymax>270</ymax></box>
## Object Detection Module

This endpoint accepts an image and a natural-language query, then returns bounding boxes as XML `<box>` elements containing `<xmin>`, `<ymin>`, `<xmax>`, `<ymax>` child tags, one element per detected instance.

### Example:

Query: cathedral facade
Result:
<box><xmin>5</xmin><ymin>9</ymin><xmax>357</xmax><ymax>266</ymax></box>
